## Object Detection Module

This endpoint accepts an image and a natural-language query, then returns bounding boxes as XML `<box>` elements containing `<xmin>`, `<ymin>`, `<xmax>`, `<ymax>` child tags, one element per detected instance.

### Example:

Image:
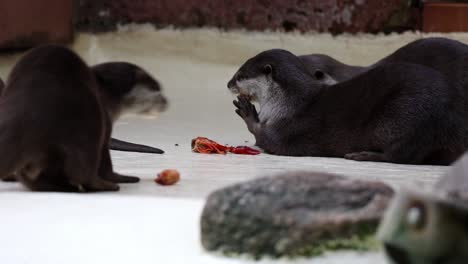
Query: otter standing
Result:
<box><xmin>228</xmin><ymin>49</ymin><xmax>464</xmax><ymax>165</ymax></box>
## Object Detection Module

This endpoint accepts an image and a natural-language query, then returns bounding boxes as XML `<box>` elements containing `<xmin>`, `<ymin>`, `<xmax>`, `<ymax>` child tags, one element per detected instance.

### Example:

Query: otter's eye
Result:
<box><xmin>406</xmin><ymin>201</ymin><xmax>427</xmax><ymax>231</ymax></box>
<box><xmin>263</xmin><ymin>64</ymin><xmax>272</xmax><ymax>75</ymax></box>
<box><xmin>314</xmin><ymin>70</ymin><xmax>325</xmax><ymax>80</ymax></box>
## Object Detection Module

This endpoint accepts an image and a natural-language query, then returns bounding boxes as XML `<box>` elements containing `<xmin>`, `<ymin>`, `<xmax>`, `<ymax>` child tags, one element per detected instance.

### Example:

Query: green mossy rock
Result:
<box><xmin>201</xmin><ymin>171</ymin><xmax>393</xmax><ymax>259</ymax></box>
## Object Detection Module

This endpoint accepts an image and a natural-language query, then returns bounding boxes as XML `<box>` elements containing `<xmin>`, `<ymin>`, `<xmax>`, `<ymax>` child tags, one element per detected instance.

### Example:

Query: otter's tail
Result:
<box><xmin>109</xmin><ymin>138</ymin><xmax>164</xmax><ymax>154</ymax></box>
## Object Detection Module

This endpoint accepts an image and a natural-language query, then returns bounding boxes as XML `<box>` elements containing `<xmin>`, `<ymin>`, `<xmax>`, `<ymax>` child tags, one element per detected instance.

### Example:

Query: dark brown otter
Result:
<box><xmin>91</xmin><ymin>62</ymin><xmax>169</xmax><ymax>154</ymax></box>
<box><xmin>0</xmin><ymin>45</ymin><xmax>138</xmax><ymax>191</ymax></box>
<box><xmin>2</xmin><ymin>62</ymin><xmax>168</xmax><ymax>155</ymax></box>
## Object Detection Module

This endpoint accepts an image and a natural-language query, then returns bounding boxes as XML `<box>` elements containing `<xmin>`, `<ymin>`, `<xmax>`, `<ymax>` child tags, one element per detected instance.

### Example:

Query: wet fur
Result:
<box><xmin>229</xmin><ymin>49</ymin><xmax>465</xmax><ymax>165</ymax></box>
<box><xmin>0</xmin><ymin>45</ymin><xmax>138</xmax><ymax>192</ymax></box>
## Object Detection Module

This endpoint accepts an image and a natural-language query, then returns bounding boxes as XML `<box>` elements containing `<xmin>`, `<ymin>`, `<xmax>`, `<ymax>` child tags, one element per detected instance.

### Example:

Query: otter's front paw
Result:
<box><xmin>233</xmin><ymin>95</ymin><xmax>259</xmax><ymax>123</ymax></box>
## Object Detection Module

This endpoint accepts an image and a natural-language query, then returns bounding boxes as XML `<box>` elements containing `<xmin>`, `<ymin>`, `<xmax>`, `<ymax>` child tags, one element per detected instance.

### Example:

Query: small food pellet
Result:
<box><xmin>155</xmin><ymin>169</ymin><xmax>180</xmax><ymax>185</ymax></box>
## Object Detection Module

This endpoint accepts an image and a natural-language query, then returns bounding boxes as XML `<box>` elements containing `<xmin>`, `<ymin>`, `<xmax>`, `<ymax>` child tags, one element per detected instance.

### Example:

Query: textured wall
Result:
<box><xmin>76</xmin><ymin>0</ymin><xmax>419</xmax><ymax>34</ymax></box>
<box><xmin>0</xmin><ymin>0</ymin><xmax>73</xmax><ymax>49</ymax></box>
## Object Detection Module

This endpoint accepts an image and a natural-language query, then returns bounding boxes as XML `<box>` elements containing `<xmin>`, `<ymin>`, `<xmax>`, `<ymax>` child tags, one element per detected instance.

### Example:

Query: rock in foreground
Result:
<box><xmin>201</xmin><ymin>171</ymin><xmax>394</xmax><ymax>258</ymax></box>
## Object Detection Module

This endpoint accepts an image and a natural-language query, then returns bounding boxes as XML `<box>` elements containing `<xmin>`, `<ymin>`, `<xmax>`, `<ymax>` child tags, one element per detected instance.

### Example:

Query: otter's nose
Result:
<box><xmin>227</xmin><ymin>78</ymin><xmax>236</xmax><ymax>89</ymax></box>
<box><xmin>383</xmin><ymin>243</ymin><xmax>411</xmax><ymax>264</ymax></box>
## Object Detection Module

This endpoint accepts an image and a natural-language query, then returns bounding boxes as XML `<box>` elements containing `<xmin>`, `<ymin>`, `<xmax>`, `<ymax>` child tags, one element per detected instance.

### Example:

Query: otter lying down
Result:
<box><xmin>228</xmin><ymin>49</ymin><xmax>465</xmax><ymax>165</ymax></box>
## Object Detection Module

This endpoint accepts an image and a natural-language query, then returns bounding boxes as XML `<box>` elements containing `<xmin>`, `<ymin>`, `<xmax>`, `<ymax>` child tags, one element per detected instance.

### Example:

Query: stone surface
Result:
<box><xmin>201</xmin><ymin>171</ymin><xmax>394</xmax><ymax>258</ymax></box>
<box><xmin>76</xmin><ymin>0</ymin><xmax>418</xmax><ymax>34</ymax></box>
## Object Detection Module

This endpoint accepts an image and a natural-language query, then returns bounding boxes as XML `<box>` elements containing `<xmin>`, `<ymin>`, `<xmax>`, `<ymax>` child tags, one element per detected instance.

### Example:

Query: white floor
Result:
<box><xmin>1</xmin><ymin>26</ymin><xmax>465</xmax><ymax>263</ymax></box>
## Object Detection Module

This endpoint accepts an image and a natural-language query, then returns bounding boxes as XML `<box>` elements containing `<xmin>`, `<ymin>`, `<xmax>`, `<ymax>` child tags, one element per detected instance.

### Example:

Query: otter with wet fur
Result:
<box><xmin>228</xmin><ymin>49</ymin><xmax>464</xmax><ymax>165</ymax></box>
<box><xmin>0</xmin><ymin>45</ymin><xmax>139</xmax><ymax>191</ymax></box>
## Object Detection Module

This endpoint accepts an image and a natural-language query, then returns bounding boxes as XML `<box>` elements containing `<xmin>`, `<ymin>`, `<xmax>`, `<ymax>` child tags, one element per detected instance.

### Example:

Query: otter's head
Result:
<box><xmin>227</xmin><ymin>49</ymin><xmax>320</xmax><ymax>107</ymax></box>
<box><xmin>377</xmin><ymin>190</ymin><xmax>465</xmax><ymax>264</ymax></box>
<box><xmin>298</xmin><ymin>54</ymin><xmax>341</xmax><ymax>85</ymax></box>
<box><xmin>92</xmin><ymin>62</ymin><xmax>168</xmax><ymax>121</ymax></box>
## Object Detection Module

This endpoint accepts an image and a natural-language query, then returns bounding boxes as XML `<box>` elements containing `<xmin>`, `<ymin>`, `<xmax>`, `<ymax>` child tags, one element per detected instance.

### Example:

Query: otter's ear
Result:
<box><xmin>313</xmin><ymin>69</ymin><xmax>338</xmax><ymax>85</ymax></box>
<box><xmin>263</xmin><ymin>64</ymin><xmax>273</xmax><ymax>75</ymax></box>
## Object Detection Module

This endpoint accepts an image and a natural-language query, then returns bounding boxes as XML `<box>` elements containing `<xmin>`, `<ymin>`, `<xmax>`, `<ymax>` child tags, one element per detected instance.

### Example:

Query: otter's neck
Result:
<box><xmin>96</xmin><ymin>86</ymin><xmax>123</xmax><ymax>123</ymax></box>
<box><xmin>258</xmin><ymin>80</ymin><xmax>325</xmax><ymax>123</ymax></box>
<box><xmin>258</xmin><ymin>96</ymin><xmax>294</xmax><ymax>123</ymax></box>
<box><xmin>336</xmin><ymin>65</ymin><xmax>368</xmax><ymax>81</ymax></box>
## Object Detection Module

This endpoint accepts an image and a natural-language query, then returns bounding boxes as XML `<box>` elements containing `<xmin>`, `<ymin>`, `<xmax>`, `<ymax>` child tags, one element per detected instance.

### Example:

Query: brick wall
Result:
<box><xmin>76</xmin><ymin>0</ymin><xmax>420</xmax><ymax>34</ymax></box>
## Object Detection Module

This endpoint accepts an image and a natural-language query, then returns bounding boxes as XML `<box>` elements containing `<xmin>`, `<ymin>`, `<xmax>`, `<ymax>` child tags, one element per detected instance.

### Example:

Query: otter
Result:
<box><xmin>228</xmin><ymin>49</ymin><xmax>465</xmax><ymax>165</ymax></box>
<box><xmin>300</xmin><ymin>37</ymin><xmax>468</xmax><ymax>84</ymax></box>
<box><xmin>91</xmin><ymin>62</ymin><xmax>168</xmax><ymax>154</ymax></box>
<box><xmin>1</xmin><ymin>61</ymin><xmax>168</xmax><ymax>183</ymax></box>
<box><xmin>300</xmin><ymin>37</ymin><xmax>468</xmax><ymax>134</ymax></box>
<box><xmin>378</xmin><ymin>153</ymin><xmax>468</xmax><ymax>264</ymax></box>
<box><xmin>1</xmin><ymin>62</ymin><xmax>167</xmax><ymax>154</ymax></box>
<box><xmin>299</xmin><ymin>54</ymin><xmax>366</xmax><ymax>84</ymax></box>
<box><xmin>0</xmin><ymin>45</ymin><xmax>141</xmax><ymax>191</ymax></box>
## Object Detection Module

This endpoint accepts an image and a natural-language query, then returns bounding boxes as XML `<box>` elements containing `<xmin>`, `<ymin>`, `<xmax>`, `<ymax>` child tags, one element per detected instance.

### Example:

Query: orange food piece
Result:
<box><xmin>155</xmin><ymin>169</ymin><xmax>180</xmax><ymax>185</ymax></box>
<box><xmin>191</xmin><ymin>137</ymin><xmax>230</xmax><ymax>154</ymax></box>
<box><xmin>191</xmin><ymin>136</ymin><xmax>261</xmax><ymax>155</ymax></box>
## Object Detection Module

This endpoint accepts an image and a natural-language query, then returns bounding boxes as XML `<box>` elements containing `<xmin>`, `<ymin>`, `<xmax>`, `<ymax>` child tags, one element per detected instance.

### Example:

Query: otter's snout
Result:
<box><xmin>228</xmin><ymin>71</ymin><xmax>245</xmax><ymax>91</ymax></box>
<box><xmin>155</xmin><ymin>94</ymin><xmax>169</xmax><ymax>112</ymax></box>
<box><xmin>384</xmin><ymin>243</ymin><xmax>411</xmax><ymax>264</ymax></box>
<box><xmin>227</xmin><ymin>77</ymin><xmax>236</xmax><ymax>89</ymax></box>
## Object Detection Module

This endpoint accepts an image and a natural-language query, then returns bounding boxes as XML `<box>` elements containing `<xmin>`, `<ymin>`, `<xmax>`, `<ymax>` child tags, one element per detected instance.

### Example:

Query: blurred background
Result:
<box><xmin>1</xmin><ymin>0</ymin><xmax>468</xmax><ymax>50</ymax></box>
